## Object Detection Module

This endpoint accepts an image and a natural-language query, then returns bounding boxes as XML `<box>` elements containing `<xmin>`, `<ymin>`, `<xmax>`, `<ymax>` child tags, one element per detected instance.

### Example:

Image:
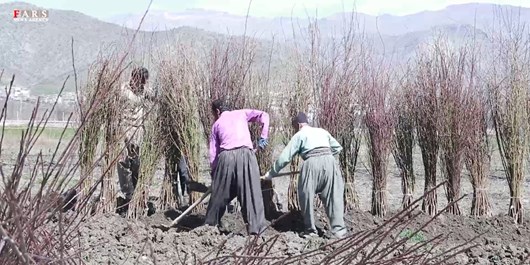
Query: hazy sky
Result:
<box><xmin>2</xmin><ymin>0</ymin><xmax>529</xmax><ymax>18</ymax></box>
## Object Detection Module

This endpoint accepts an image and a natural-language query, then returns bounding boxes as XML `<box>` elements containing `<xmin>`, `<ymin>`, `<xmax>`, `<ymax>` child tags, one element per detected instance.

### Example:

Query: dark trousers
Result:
<box><xmin>173</xmin><ymin>156</ymin><xmax>190</xmax><ymax>196</ymax></box>
<box><xmin>204</xmin><ymin>147</ymin><xmax>266</xmax><ymax>235</ymax></box>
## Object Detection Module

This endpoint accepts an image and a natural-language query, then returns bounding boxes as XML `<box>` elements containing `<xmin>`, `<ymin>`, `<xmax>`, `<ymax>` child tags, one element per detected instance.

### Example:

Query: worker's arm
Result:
<box><xmin>269</xmin><ymin>134</ymin><xmax>301</xmax><ymax>176</ymax></box>
<box><xmin>239</xmin><ymin>109</ymin><xmax>270</xmax><ymax>139</ymax></box>
<box><xmin>209</xmin><ymin>125</ymin><xmax>220</xmax><ymax>173</ymax></box>
<box><xmin>143</xmin><ymin>85</ymin><xmax>158</xmax><ymax>102</ymax></box>
<box><xmin>328</xmin><ymin>132</ymin><xmax>343</xmax><ymax>155</ymax></box>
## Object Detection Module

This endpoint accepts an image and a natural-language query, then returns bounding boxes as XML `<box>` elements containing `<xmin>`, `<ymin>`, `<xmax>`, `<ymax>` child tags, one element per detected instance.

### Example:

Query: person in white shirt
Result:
<box><xmin>116</xmin><ymin>67</ymin><xmax>156</xmax><ymax>215</ymax></box>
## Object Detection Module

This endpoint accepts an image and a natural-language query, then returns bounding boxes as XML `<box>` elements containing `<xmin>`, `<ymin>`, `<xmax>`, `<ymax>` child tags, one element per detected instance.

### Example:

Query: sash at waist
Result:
<box><xmin>301</xmin><ymin>147</ymin><xmax>332</xmax><ymax>160</ymax></box>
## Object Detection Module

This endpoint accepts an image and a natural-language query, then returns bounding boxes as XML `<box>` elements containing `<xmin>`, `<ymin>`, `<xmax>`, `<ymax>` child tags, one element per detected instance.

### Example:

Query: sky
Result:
<box><xmin>1</xmin><ymin>0</ymin><xmax>529</xmax><ymax>19</ymax></box>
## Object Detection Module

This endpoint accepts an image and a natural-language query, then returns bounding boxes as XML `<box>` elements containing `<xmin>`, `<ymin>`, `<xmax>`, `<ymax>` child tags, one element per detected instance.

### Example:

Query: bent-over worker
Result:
<box><xmin>204</xmin><ymin>99</ymin><xmax>269</xmax><ymax>235</ymax></box>
<box><xmin>264</xmin><ymin>112</ymin><xmax>347</xmax><ymax>239</ymax></box>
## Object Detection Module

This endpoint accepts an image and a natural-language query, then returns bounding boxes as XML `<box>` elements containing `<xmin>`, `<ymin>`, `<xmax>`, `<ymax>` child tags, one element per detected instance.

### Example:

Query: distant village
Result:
<box><xmin>0</xmin><ymin>86</ymin><xmax>77</xmax><ymax>105</ymax></box>
<box><xmin>0</xmin><ymin>85</ymin><xmax>78</xmax><ymax>123</ymax></box>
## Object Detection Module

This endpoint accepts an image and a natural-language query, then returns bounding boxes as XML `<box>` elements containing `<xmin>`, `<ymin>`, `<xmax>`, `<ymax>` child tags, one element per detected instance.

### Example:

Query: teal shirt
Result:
<box><xmin>269</xmin><ymin>126</ymin><xmax>343</xmax><ymax>176</ymax></box>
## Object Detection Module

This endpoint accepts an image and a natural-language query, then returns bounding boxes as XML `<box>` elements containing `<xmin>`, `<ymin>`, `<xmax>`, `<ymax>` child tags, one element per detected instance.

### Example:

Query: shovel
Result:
<box><xmin>159</xmin><ymin>171</ymin><xmax>299</xmax><ymax>230</ymax></box>
<box><xmin>260</xmin><ymin>171</ymin><xmax>300</xmax><ymax>180</ymax></box>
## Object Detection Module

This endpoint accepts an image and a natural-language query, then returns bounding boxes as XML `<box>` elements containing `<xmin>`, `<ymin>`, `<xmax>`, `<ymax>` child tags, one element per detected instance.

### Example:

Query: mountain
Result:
<box><xmin>0</xmin><ymin>2</ymin><xmax>524</xmax><ymax>95</ymax></box>
<box><xmin>0</xmin><ymin>2</ymin><xmax>239</xmax><ymax>94</ymax></box>
<box><xmin>105</xmin><ymin>3</ymin><xmax>530</xmax><ymax>38</ymax></box>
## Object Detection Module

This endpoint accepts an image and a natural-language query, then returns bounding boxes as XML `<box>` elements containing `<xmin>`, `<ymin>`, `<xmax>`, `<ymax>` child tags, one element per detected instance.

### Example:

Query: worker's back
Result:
<box><xmin>295</xmin><ymin>126</ymin><xmax>335</xmax><ymax>155</ymax></box>
<box><xmin>213</xmin><ymin>110</ymin><xmax>254</xmax><ymax>151</ymax></box>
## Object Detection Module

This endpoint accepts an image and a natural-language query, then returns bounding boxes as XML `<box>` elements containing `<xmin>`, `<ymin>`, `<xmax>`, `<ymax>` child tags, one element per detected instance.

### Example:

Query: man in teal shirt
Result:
<box><xmin>264</xmin><ymin>112</ymin><xmax>347</xmax><ymax>239</ymax></box>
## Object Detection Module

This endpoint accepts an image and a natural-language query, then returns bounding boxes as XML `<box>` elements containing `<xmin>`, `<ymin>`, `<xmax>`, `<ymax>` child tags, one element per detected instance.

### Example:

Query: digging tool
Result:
<box><xmin>159</xmin><ymin>187</ymin><xmax>212</xmax><ymax>230</ymax></box>
<box><xmin>260</xmin><ymin>171</ymin><xmax>300</xmax><ymax>180</ymax></box>
<box><xmin>186</xmin><ymin>180</ymin><xmax>209</xmax><ymax>193</ymax></box>
<box><xmin>161</xmin><ymin>171</ymin><xmax>300</xmax><ymax>230</ymax></box>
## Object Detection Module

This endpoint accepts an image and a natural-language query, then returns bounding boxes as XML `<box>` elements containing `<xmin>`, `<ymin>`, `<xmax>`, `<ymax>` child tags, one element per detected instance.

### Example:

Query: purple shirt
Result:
<box><xmin>209</xmin><ymin>109</ymin><xmax>270</xmax><ymax>171</ymax></box>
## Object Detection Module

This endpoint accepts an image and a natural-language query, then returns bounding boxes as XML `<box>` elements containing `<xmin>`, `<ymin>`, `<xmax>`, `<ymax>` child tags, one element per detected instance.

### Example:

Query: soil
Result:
<box><xmin>74</xmin><ymin>181</ymin><xmax>530</xmax><ymax>265</ymax></box>
<box><xmin>74</xmin><ymin>207</ymin><xmax>530</xmax><ymax>265</ymax></box>
<box><xmin>29</xmin><ymin>145</ymin><xmax>530</xmax><ymax>264</ymax></box>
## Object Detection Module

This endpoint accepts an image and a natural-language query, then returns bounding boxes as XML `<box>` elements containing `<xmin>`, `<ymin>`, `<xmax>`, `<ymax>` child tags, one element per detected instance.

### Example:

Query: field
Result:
<box><xmin>1</xmin><ymin>126</ymin><xmax>530</xmax><ymax>264</ymax></box>
<box><xmin>3</xmin><ymin>8</ymin><xmax>530</xmax><ymax>265</ymax></box>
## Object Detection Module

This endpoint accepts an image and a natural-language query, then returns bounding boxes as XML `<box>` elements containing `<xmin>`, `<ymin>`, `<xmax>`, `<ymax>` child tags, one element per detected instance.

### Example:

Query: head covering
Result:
<box><xmin>131</xmin><ymin>67</ymin><xmax>149</xmax><ymax>83</ymax></box>
<box><xmin>211</xmin><ymin>98</ymin><xmax>231</xmax><ymax>113</ymax></box>
<box><xmin>292</xmin><ymin>112</ymin><xmax>309</xmax><ymax>125</ymax></box>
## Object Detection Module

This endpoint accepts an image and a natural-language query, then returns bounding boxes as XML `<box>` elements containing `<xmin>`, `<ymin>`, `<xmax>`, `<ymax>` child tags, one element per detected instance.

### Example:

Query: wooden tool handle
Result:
<box><xmin>169</xmin><ymin>188</ymin><xmax>212</xmax><ymax>227</ymax></box>
<box><xmin>260</xmin><ymin>171</ymin><xmax>300</xmax><ymax>180</ymax></box>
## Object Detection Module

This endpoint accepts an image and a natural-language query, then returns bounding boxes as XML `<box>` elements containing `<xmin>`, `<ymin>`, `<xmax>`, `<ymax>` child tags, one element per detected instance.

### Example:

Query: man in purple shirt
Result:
<box><xmin>204</xmin><ymin>99</ymin><xmax>269</xmax><ymax>235</ymax></box>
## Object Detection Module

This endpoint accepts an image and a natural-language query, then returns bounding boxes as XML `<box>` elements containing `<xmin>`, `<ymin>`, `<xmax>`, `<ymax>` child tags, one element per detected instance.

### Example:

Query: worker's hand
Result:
<box><xmin>258</xmin><ymin>137</ymin><xmax>268</xmax><ymax>149</ymax></box>
<box><xmin>262</xmin><ymin>171</ymin><xmax>272</xmax><ymax>181</ymax></box>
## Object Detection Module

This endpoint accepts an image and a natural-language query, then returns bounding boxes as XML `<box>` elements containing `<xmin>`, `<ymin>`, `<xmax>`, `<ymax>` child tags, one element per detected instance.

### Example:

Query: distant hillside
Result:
<box><xmin>1</xmin><ymin>2</ymin><xmax>523</xmax><ymax>95</ymax></box>
<box><xmin>0</xmin><ymin>2</ymin><xmax>240</xmax><ymax>94</ymax></box>
<box><xmin>105</xmin><ymin>3</ymin><xmax>530</xmax><ymax>38</ymax></box>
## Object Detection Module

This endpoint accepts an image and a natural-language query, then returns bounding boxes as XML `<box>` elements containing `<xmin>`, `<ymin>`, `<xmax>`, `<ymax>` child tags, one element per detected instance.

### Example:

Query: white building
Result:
<box><xmin>11</xmin><ymin>86</ymin><xmax>31</xmax><ymax>100</ymax></box>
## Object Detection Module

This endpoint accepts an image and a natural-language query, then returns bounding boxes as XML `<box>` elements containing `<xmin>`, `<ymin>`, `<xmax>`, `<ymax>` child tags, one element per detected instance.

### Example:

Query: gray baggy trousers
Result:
<box><xmin>204</xmin><ymin>147</ymin><xmax>266</xmax><ymax>235</ymax></box>
<box><xmin>298</xmin><ymin>153</ymin><xmax>346</xmax><ymax>236</ymax></box>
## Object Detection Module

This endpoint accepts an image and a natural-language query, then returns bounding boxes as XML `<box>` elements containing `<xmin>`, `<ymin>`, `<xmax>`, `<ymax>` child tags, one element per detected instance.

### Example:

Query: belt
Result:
<box><xmin>301</xmin><ymin>147</ymin><xmax>333</xmax><ymax>160</ymax></box>
<box><xmin>220</xmin><ymin>146</ymin><xmax>250</xmax><ymax>152</ymax></box>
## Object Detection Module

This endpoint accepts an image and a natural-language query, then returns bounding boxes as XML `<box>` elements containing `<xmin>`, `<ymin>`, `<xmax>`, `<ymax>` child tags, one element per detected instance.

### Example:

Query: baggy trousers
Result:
<box><xmin>204</xmin><ymin>147</ymin><xmax>266</xmax><ymax>235</ymax></box>
<box><xmin>117</xmin><ymin>143</ymin><xmax>140</xmax><ymax>200</ymax></box>
<box><xmin>298</xmin><ymin>154</ymin><xmax>347</xmax><ymax>236</ymax></box>
<box><xmin>117</xmin><ymin>124</ymin><xmax>143</xmax><ymax>201</ymax></box>
<box><xmin>174</xmin><ymin>156</ymin><xmax>191</xmax><ymax>196</ymax></box>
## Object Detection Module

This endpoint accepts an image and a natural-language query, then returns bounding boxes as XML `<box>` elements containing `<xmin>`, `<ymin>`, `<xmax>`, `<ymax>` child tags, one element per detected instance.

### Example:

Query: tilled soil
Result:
<box><xmin>76</xmin><ymin>205</ymin><xmax>530</xmax><ymax>265</ymax></box>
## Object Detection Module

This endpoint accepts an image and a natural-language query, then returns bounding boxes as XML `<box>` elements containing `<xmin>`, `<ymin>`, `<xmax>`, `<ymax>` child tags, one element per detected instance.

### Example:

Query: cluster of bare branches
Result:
<box><xmin>436</xmin><ymin>41</ymin><xmax>475</xmax><ymax>216</ymax></box>
<box><xmin>392</xmin><ymin>75</ymin><xmax>416</xmax><ymax>209</ymax></box>
<box><xmin>363</xmin><ymin>59</ymin><xmax>395</xmax><ymax>218</ymax></box>
<box><xmin>412</xmin><ymin>41</ymin><xmax>444</xmax><ymax>217</ymax></box>
<box><xmin>156</xmin><ymin>46</ymin><xmax>204</xmax><ymax>211</ymax></box>
<box><xmin>173</xmin><ymin>182</ymin><xmax>479</xmax><ymax>265</ymax></box>
<box><xmin>489</xmin><ymin>12</ymin><xmax>530</xmax><ymax>224</ymax></box>
<box><xmin>465</xmin><ymin>84</ymin><xmax>492</xmax><ymax>217</ymax></box>
<box><xmin>0</xmin><ymin>69</ymin><xmax>124</xmax><ymax>263</ymax></box>
<box><xmin>197</xmin><ymin>37</ymin><xmax>257</xmax><ymax>144</ymax></box>
<box><xmin>288</xmin><ymin>16</ymin><xmax>364</xmax><ymax>211</ymax></box>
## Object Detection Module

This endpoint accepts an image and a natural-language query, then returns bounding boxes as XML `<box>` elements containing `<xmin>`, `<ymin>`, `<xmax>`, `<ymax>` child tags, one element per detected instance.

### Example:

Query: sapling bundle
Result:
<box><xmin>78</xmin><ymin>56</ymin><xmax>124</xmax><ymax>214</ymax></box>
<box><xmin>127</xmin><ymin>101</ymin><xmax>161</xmax><ymax>218</ymax></box>
<box><xmin>197</xmin><ymin>37</ymin><xmax>256</xmax><ymax>144</ymax></box>
<box><xmin>78</xmin><ymin>62</ymin><xmax>105</xmax><ymax>213</ymax></box>
<box><xmin>465</xmin><ymin>87</ymin><xmax>492</xmax><ymax>217</ymax></box>
<box><xmin>392</xmin><ymin>77</ymin><xmax>416</xmax><ymax>209</ymax></box>
<box><xmin>413</xmin><ymin>46</ymin><xmax>442</xmax><ymax>216</ymax></box>
<box><xmin>157</xmin><ymin>55</ymin><xmax>187</xmax><ymax>209</ymax></box>
<box><xmin>156</xmin><ymin>50</ymin><xmax>203</xmax><ymax>211</ymax></box>
<box><xmin>363</xmin><ymin>63</ymin><xmax>395</xmax><ymax>218</ymax></box>
<box><xmin>489</xmin><ymin>14</ymin><xmax>530</xmax><ymax>224</ymax></box>
<box><xmin>291</xmin><ymin>17</ymin><xmax>364</xmax><ymax>210</ymax></box>
<box><xmin>315</xmin><ymin>48</ymin><xmax>362</xmax><ymax>210</ymax></box>
<box><xmin>99</xmin><ymin>58</ymin><xmax>125</xmax><ymax>214</ymax></box>
<box><xmin>437</xmin><ymin>42</ymin><xmax>471</xmax><ymax>215</ymax></box>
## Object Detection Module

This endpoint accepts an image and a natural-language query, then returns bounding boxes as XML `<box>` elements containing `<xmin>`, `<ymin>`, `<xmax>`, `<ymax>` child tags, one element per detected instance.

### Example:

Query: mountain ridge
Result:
<box><xmin>0</xmin><ymin>2</ymin><xmax>525</xmax><ymax>94</ymax></box>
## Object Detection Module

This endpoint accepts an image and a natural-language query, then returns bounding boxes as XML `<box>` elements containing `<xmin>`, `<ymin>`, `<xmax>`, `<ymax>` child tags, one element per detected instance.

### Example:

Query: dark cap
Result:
<box><xmin>292</xmin><ymin>112</ymin><xmax>308</xmax><ymax>125</ymax></box>
<box><xmin>131</xmin><ymin>67</ymin><xmax>149</xmax><ymax>81</ymax></box>
<box><xmin>211</xmin><ymin>98</ymin><xmax>231</xmax><ymax>113</ymax></box>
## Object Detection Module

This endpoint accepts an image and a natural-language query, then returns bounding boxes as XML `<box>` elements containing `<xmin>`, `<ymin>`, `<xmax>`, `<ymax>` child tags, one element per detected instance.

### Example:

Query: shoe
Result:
<box><xmin>299</xmin><ymin>230</ymin><xmax>319</xmax><ymax>239</ymax></box>
<box><xmin>327</xmin><ymin>228</ymin><xmax>348</xmax><ymax>239</ymax></box>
